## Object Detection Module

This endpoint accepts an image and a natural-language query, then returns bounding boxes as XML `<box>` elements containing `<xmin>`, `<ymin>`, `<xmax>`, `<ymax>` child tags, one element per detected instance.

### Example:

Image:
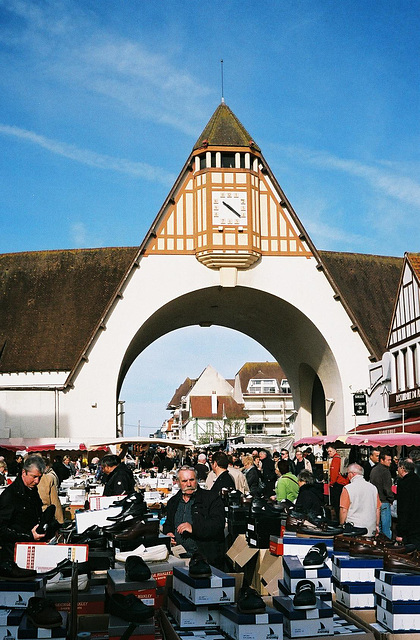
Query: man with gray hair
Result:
<box><xmin>0</xmin><ymin>455</ymin><xmax>46</xmax><ymax>561</ymax></box>
<box><xmin>339</xmin><ymin>463</ymin><xmax>380</xmax><ymax>537</ymax></box>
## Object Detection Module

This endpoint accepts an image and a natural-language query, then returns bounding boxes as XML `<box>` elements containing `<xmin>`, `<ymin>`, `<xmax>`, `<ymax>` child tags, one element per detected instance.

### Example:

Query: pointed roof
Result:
<box><xmin>167</xmin><ymin>377</ymin><xmax>196</xmax><ymax>409</ymax></box>
<box><xmin>407</xmin><ymin>253</ymin><xmax>420</xmax><ymax>281</ymax></box>
<box><xmin>236</xmin><ymin>362</ymin><xmax>287</xmax><ymax>394</ymax></box>
<box><xmin>193</xmin><ymin>103</ymin><xmax>261</xmax><ymax>152</ymax></box>
<box><xmin>190</xmin><ymin>395</ymin><xmax>248</xmax><ymax>420</ymax></box>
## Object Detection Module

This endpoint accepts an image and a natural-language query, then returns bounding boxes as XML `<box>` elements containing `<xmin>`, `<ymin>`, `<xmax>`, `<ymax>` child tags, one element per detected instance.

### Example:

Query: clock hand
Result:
<box><xmin>222</xmin><ymin>201</ymin><xmax>241</xmax><ymax>217</ymax></box>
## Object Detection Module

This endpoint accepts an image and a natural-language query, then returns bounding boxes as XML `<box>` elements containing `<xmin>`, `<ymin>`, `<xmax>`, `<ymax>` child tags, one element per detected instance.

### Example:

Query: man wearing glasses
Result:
<box><xmin>0</xmin><ymin>454</ymin><xmax>46</xmax><ymax>560</ymax></box>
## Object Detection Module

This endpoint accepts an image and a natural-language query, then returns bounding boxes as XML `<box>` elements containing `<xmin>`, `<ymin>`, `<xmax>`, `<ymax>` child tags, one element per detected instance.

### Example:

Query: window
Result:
<box><xmin>246</xmin><ymin>424</ymin><xmax>264</xmax><ymax>434</ymax></box>
<box><xmin>221</xmin><ymin>153</ymin><xmax>235</xmax><ymax>168</ymax></box>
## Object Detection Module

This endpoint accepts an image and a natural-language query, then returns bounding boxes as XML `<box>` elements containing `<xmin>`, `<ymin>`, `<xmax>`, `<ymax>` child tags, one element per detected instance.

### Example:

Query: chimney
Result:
<box><xmin>211</xmin><ymin>391</ymin><xmax>217</xmax><ymax>415</ymax></box>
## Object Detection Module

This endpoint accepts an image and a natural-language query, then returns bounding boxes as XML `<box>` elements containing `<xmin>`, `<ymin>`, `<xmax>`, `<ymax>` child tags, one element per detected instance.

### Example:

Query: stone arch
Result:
<box><xmin>117</xmin><ymin>285</ymin><xmax>344</xmax><ymax>437</ymax></box>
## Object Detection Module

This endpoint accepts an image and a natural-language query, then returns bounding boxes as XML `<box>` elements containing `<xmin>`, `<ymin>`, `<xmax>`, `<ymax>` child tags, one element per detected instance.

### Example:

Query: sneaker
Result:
<box><xmin>26</xmin><ymin>597</ymin><xmax>63</xmax><ymax>628</ymax></box>
<box><xmin>0</xmin><ymin>560</ymin><xmax>37</xmax><ymax>582</ymax></box>
<box><xmin>303</xmin><ymin>543</ymin><xmax>328</xmax><ymax>569</ymax></box>
<box><xmin>125</xmin><ymin>556</ymin><xmax>151</xmax><ymax>582</ymax></box>
<box><xmin>340</xmin><ymin>522</ymin><xmax>368</xmax><ymax>536</ymax></box>
<box><xmin>238</xmin><ymin>585</ymin><xmax>266</xmax><ymax>613</ymax></box>
<box><xmin>115</xmin><ymin>544</ymin><xmax>168</xmax><ymax>563</ymax></box>
<box><xmin>189</xmin><ymin>552</ymin><xmax>212</xmax><ymax>579</ymax></box>
<box><xmin>293</xmin><ymin>580</ymin><xmax>317</xmax><ymax>610</ymax></box>
<box><xmin>107</xmin><ymin>592</ymin><xmax>154</xmax><ymax>623</ymax></box>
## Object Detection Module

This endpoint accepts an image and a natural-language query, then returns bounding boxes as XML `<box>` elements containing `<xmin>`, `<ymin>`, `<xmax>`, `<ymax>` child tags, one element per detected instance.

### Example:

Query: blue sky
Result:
<box><xmin>1</xmin><ymin>0</ymin><xmax>419</xmax><ymax>435</ymax></box>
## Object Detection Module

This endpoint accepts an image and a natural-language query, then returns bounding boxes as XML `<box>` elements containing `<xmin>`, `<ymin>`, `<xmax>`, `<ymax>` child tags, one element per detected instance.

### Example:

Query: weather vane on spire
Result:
<box><xmin>221</xmin><ymin>59</ymin><xmax>225</xmax><ymax>104</ymax></box>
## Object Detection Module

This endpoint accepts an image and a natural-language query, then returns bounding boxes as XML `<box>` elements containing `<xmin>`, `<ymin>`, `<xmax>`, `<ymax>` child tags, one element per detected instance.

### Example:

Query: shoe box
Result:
<box><xmin>277</xmin><ymin>578</ymin><xmax>332</xmax><ymax>604</ymax></box>
<box><xmin>282</xmin><ymin>556</ymin><xmax>332</xmax><ymax>594</ymax></box>
<box><xmin>375</xmin><ymin>568</ymin><xmax>420</xmax><ymax>601</ymax></box>
<box><xmin>331</xmin><ymin>553</ymin><xmax>383</xmax><ymax>583</ymax></box>
<box><xmin>48</xmin><ymin>584</ymin><xmax>106</xmax><ymax>614</ymax></box>
<box><xmin>273</xmin><ymin>595</ymin><xmax>334</xmax><ymax>638</ymax></box>
<box><xmin>18</xmin><ymin>611</ymin><xmax>67</xmax><ymax>639</ymax></box>
<box><xmin>108</xmin><ymin>613</ymin><xmax>155</xmax><ymax>640</ymax></box>
<box><xmin>375</xmin><ymin>593</ymin><xmax>420</xmax><ymax>632</ymax></box>
<box><xmin>15</xmin><ymin>542</ymin><xmax>89</xmax><ymax>572</ymax></box>
<box><xmin>77</xmin><ymin>613</ymin><xmax>110</xmax><ymax>639</ymax></box>
<box><xmin>332</xmin><ymin>578</ymin><xmax>376</xmax><ymax>610</ymax></box>
<box><xmin>246</xmin><ymin>515</ymin><xmax>283</xmax><ymax>549</ymax></box>
<box><xmin>218</xmin><ymin>604</ymin><xmax>283</xmax><ymax>640</ymax></box>
<box><xmin>281</xmin><ymin>534</ymin><xmax>334</xmax><ymax>567</ymax></box>
<box><xmin>75</xmin><ymin>505</ymin><xmax>123</xmax><ymax>533</ymax></box>
<box><xmin>172</xmin><ymin>566</ymin><xmax>235</xmax><ymax>605</ymax></box>
<box><xmin>0</xmin><ymin>577</ymin><xmax>45</xmax><ymax>608</ymax></box>
<box><xmin>107</xmin><ymin>569</ymin><xmax>157</xmax><ymax>605</ymax></box>
<box><xmin>167</xmin><ymin>589</ymin><xmax>220</xmax><ymax>629</ymax></box>
<box><xmin>89</xmin><ymin>495</ymin><xmax>124</xmax><ymax>510</ymax></box>
<box><xmin>269</xmin><ymin>536</ymin><xmax>284</xmax><ymax>557</ymax></box>
<box><xmin>0</xmin><ymin>608</ymin><xmax>24</xmax><ymax>640</ymax></box>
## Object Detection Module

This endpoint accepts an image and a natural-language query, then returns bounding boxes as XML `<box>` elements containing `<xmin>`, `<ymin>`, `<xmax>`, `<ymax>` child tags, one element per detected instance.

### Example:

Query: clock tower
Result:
<box><xmin>144</xmin><ymin>102</ymin><xmax>312</xmax><ymax>282</ymax></box>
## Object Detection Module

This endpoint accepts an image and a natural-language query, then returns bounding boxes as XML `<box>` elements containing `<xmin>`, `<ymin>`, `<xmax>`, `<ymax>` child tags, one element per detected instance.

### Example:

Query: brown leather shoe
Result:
<box><xmin>286</xmin><ymin>512</ymin><xmax>305</xmax><ymax>531</ymax></box>
<box><xmin>349</xmin><ymin>539</ymin><xmax>384</xmax><ymax>558</ymax></box>
<box><xmin>333</xmin><ymin>534</ymin><xmax>351</xmax><ymax>552</ymax></box>
<box><xmin>384</xmin><ymin>549</ymin><xmax>420</xmax><ymax>573</ymax></box>
<box><xmin>114</xmin><ymin>519</ymin><xmax>159</xmax><ymax>541</ymax></box>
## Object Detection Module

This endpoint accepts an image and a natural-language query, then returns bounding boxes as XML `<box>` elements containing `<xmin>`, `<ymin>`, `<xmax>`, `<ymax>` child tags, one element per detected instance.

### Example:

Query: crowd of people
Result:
<box><xmin>1</xmin><ymin>441</ymin><xmax>420</xmax><ymax>571</ymax></box>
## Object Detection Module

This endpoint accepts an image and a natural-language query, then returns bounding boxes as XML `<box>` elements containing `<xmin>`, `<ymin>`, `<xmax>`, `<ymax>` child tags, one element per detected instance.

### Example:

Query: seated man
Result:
<box><xmin>294</xmin><ymin>470</ymin><xmax>324</xmax><ymax>516</ymax></box>
<box><xmin>163</xmin><ymin>466</ymin><xmax>226</xmax><ymax>570</ymax></box>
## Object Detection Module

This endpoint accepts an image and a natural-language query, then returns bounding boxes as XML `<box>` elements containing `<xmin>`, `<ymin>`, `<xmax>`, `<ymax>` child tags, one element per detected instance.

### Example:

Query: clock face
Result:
<box><xmin>212</xmin><ymin>191</ymin><xmax>248</xmax><ymax>226</ymax></box>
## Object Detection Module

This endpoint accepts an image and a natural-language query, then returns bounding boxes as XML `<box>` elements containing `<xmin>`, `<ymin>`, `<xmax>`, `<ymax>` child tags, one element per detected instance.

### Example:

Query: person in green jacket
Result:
<box><xmin>273</xmin><ymin>459</ymin><xmax>299</xmax><ymax>503</ymax></box>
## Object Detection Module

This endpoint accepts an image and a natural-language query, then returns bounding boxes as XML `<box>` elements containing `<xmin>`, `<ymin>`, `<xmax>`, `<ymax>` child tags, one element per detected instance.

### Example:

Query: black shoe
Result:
<box><xmin>250</xmin><ymin>497</ymin><xmax>268</xmax><ymax>514</ymax></box>
<box><xmin>228</xmin><ymin>490</ymin><xmax>243</xmax><ymax>506</ymax></box>
<box><xmin>111</xmin><ymin>492</ymin><xmax>142</xmax><ymax>509</ymax></box>
<box><xmin>303</xmin><ymin>543</ymin><xmax>328</xmax><ymax>569</ymax></box>
<box><xmin>36</xmin><ymin>505</ymin><xmax>56</xmax><ymax>535</ymax></box>
<box><xmin>341</xmin><ymin>522</ymin><xmax>368</xmax><ymax>536</ymax></box>
<box><xmin>189</xmin><ymin>552</ymin><xmax>212</xmax><ymax>578</ymax></box>
<box><xmin>125</xmin><ymin>556</ymin><xmax>151</xmax><ymax>582</ymax></box>
<box><xmin>107</xmin><ymin>502</ymin><xmax>147</xmax><ymax>522</ymax></box>
<box><xmin>107</xmin><ymin>593</ymin><xmax>154</xmax><ymax>623</ymax></box>
<box><xmin>26</xmin><ymin>597</ymin><xmax>63</xmax><ymax>629</ymax></box>
<box><xmin>0</xmin><ymin>560</ymin><xmax>37</xmax><ymax>581</ymax></box>
<box><xmin>293</xmin><ymin>580</ymin><xmax>317</xmax><ymax>610</ymax></box>
<box><xmin>104</xmin><ymin>514</ymin><xmax>146</xmax><ymax>534</ymax></box>
<box><xmin>238</xmin><ymin>586</ymin><xmax>266</xmax><ymax>613</ymax></box>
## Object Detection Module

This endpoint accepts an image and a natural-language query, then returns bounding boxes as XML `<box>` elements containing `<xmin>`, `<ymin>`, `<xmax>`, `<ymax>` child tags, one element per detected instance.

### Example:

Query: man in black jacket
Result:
<box><xmin>0</xmin><ymin>455</ymin><xmax>46</xmax><ymax>560</ymax></box>
<box><xmin>396</xmin><ymin>458</ymin><xmax>420</xmax><ymax>548</ymax></box>
<box><xmin>259</xmin><ymin>450</ymin><xmax>276</xmax><ymax>498</ymax></box>
<box><xmin>163</xmin><ymin>466</ymin><xmax>226</xmax><ymax>570</ymax></box>
<box><xmin>101</xmin><ymin>454</ymin><xmax>135</xmax><ymax>496</ymax></box>
<box><xmin>209</xmin><ymin>451</ymin><xmax>235</xmax><ymax>497</ymax></box>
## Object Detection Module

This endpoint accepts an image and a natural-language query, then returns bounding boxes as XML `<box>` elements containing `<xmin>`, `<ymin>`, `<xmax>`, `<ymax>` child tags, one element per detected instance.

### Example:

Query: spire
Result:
<box><xmin>193</xmin><ymin>103</ymin><xmax>261</xmax><ymax>152</ymax></box>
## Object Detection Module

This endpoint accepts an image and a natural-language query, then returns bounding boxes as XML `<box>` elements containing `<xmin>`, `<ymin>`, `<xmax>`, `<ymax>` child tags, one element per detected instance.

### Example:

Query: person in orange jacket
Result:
<box><xmin>327</xmin><ymin>442</ymin><xmax>349</xmax><ymax>521</ymax></box>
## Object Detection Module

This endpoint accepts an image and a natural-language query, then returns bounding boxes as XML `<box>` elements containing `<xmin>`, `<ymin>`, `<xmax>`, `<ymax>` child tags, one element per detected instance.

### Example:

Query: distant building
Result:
<box><xmin>163</xmin><ymin>362</ymin><xmax>295</xmax><ymax>444</ymax></box>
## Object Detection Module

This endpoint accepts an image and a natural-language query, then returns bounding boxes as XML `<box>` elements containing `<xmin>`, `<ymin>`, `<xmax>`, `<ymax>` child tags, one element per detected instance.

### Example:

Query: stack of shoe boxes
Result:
<box><xmin>0</xmin><ymin>578</ymin><xmax>46</xmax><ymax>640</ymax></box>
<box><xmin>245</xmin><ymin>512</ymin><xmax>284</xmax><ymax>549</ymax></box>
<box><xmin>331</xmin><ymin>553</ymin><xmax>382</xmax><ymax>610</ymax></box>
<box><xmin>273</xmin><ymin>554</ymin><xmax>334</xmax><ymax>638</ymax></box>
<box><xmin>16</xmin><ymin>611</ymin><xmax>68</xmax><ymax>640</ymax></box>
<box><xmin>374</xmin><ymin>569</ymin><xmax>420</xmax><ymax>633</ymax></box>
<box><xmin>168</xmin><ymin>565</ymin><xmax>283</xmax><ymax>640</ymax></box>
<box><xmin>107</xmin><ymin>568</ymin><xmax>156</xmax><ymax>639</ymax></box>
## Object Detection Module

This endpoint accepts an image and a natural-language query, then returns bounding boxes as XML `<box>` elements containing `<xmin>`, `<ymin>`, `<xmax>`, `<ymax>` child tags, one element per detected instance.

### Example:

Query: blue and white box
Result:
<box><xmin>0</xmin><ymin>578</ymin><xmax>45</xmax><ymax>608</ymax></box>
<box><xmin>283</xmin><ymin>556</ymin><xmax>332</xmax><ymax>594</ymax></box>
<box><xmin>167</xmin><ymin>589</ymin><xmax>220</xmax><ymax>628</ymax></box>
<box><xmin>376</xmin><ymin>594</ymin><xmax>420</xmax><ymax>632</ymax></box>
<box><xmin>173</xmin><ymin>566</ymin><xmax>235</xmax><ymax>605</ymax></box>
<box><xmin>0</xmin><ymin>608</ymin><xmax>24</xmax><ymax>640</ymax></box>
<box><xmin>332</xmin><ymin>579</ymin><xmax>375</xmax><ymax>609</ymax></box>
<box><xmin>331</xmin><ymin>555</ymin><xmax>383</xmax><ymax>583</ymax></box>
<box><xmin>278</xmin><ymin>579</ymin><xmax>332</xmax><ymax>603</ymax></box>
<box><xmin>219</xmin><ymin>605</ymin><xmax>283</xmax><ymax>640</ymax></box>
<box><xmin>273</xmin><ymin>596</ymin><xmax>333</xmax><ymax>637</ymax></box>
<box><xmin>283</xmin><ymin>536</ymin><xmax>333</xmax><ymax>568</ymax></box>
<box><xmin>375</xmin><ymin>569</ymin><xmax>420</xmax><ymax>601</ymax></box>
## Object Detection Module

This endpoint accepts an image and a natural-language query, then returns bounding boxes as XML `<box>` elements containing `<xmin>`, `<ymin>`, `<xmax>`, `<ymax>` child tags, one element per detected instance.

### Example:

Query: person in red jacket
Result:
<box><xmin>327</xmin><ymin>443</ymin><xmax>349</xmax><ymax>521</ymax></box>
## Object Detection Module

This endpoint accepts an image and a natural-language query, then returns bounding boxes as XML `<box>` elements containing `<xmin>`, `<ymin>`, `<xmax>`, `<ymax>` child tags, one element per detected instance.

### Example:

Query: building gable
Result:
<box><xmin>388</xmin><ymin>253</ymin><xmax>420</xmax><ymax>349</ymax></box>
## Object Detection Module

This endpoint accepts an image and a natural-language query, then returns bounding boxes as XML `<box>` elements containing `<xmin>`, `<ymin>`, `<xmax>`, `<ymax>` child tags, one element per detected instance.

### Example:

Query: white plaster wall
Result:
<box><xmin>0</xmin><ymin>252</ymin><xmax>371</xmax><ymax>440</ymax></box>
<box><xmin>0</xmin><ymin>389</ymin><xmax>57</xmax><ymax>438</ymax></box>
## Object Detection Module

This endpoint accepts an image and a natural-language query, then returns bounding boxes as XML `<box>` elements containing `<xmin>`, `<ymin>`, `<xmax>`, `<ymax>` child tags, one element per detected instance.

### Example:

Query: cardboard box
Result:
<box><xmin>219</xmin><ymin>605</ymin><xmax>283</xmax><ymax>640</ymax></box>
<box><xmin>273</xmin><ymin>596</ymin><xmax>333</xmax><ymax>637</ymax></box>
<box><xmin>18</xmin><ymin>612</ymin><xmax>67</xmax><ymax>638</ymax></box>
<box><xmin>332</xmin><ymin>555</ymin><xmax>383</xmax><ymax>584</ymax></box>
<box><xmin>283</xmin><ymin>556</ymin><xmax>332</xmax><ymax>594</ymax></box>
<box><xmin>172</xmin><ymin>566</ymin><xmax>235</xmax><ymax>605</ymax></box>
<box><xmin>0</xmin><ymin>577</ymin><xmax>45</xmax><ymax>608</ymax></box>
<box><xmin>167</xmin><ymin>589</ymin><xmax>220</xmax><ymax>629</ymax></box>
<box><xmin>15</xmin><ymin>542</ymin><xmax>88</xmax><ymax>572</ymax></box>
<box><xmin>226</xmin><ymin>535</ymin><xmax>260</xmax><ymax>569</ymax></box>
<box><xmin>107</xmin><ymin>571</ymin><xmax>156</xmax><ymax>605</ymax></box>
<box><xmin>0</xmin><ymin>608</ymin><xmax>24</xmax><ymax>640</ymax></box>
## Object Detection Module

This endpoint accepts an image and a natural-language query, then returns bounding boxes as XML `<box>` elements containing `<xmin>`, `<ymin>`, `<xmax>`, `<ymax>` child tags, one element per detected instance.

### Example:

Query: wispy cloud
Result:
<box><xmin>70</xmin><ymin>222</ymin><xmax>88</xmax><ymax>247</ymax></box>
<box><xmin>280</xmin><ymin>145</ymin><xmax>420</xmax><ymax>209</ymax></box>
<box><xmin>1</xmin><ymin>0</ymin><xmax>212</xmax><ymax>136</ymax></box>
<box><xmin>0</xmin><ymin>124</ymin><xmax>176</xmax><ymax>185</ymax></box>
